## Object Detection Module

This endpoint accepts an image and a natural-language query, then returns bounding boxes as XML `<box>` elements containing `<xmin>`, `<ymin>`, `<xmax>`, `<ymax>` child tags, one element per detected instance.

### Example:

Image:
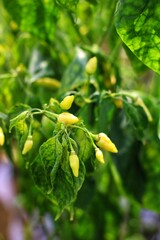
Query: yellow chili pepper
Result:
<box><xmin>95</xmin><ymin>148</ymin><xmax>105</xmax><ymax>164</ymax></box>
<box><xmin>60</xmin><ymin>95</ymin><xmax>74</xmax><ymax>110</ymax></box>
<box><xmin>22</xmin><ymin>135</ymin><xmax>33</xmax><ymax>155</ymax></box>
<box><xmin>85</xmin><ymin>56</ymin><xmax>97</xmax><ymax>75</ymax></box>
<box><xmin>58</xmin><ymin>112</ymin><xmax>79</xmax><ymax>125</ymax></box>
<box><xmin>69</xmin><ymin>151</ymin><xmax>79</xmax><ymax>177</ymax></box>
<box><xmin>96</xmin><ymin>133</ymin><xmax>118</xmax><ymax>153</ymax></box>
<box><xmin>35</xmin><ymin>78</ymin><xmax>61</xmax><ymax>89</ymax></box>
<box><xmin>0</xmin><ymin>127</ymin><xmax>5</xmax><ymax>146</ymax></box>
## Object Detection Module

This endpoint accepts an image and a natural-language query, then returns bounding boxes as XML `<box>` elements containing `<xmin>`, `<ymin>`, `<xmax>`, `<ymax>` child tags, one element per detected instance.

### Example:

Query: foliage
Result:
<box><xmin>0</xmin><ymin>0</ymin><xmax>160</xmax><ymax>239</ymax></box>
<box><xmin>115</xmin><ymin>0</ymin><xmax>160</xmax><ymax>74</ymax></box>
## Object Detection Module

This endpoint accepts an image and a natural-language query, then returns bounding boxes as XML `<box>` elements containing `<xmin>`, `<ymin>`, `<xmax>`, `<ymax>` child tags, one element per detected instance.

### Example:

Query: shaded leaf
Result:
<box><xmin>111</xmin><ymin>110</ymin><xmax>145</xmax><ymax>201</ymax></box>
<box><xmin>60</xmin><ymin>48</ymin><xmax>87</xmax><ymax>94</ymax></box>
<box><xmin>39</xmin><ymin>137</ymin><xmax>62</xmax><ymax>187</ymax></box>
<box><xmin>140</xmin><ymin>141</ymin><xmax>160</xmax><ymax>211</ymax></box>
<box><xmin>74</xmin><ymin>129</ymin><xmax>95</xmax><ymax>173</ymax></box>
<box><xmin>123</xmin><ymin>101</ymin><xmax>148</xmax><ymax>139</ymax></box>
<box><xmin>97</xmin><ymin>97</ymin><xmax>115</xmax><ymax>133</ymax></box>
<box><xmin>30</xmin><ymin>154</ymin><xmax>49</xmax><ymax>193</ymax></box>
<box><xmin>53</xmin><ymin>160</ymin><xmax>85</xmax><ymax>212</ymax></box>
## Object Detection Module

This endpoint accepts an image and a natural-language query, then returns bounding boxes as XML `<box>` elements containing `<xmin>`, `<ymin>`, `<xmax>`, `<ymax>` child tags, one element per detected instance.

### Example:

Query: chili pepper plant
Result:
<box><xmin>0</xmin><ymin>0</ymin><xmax>160</xmax><ymax>239</ymax></box>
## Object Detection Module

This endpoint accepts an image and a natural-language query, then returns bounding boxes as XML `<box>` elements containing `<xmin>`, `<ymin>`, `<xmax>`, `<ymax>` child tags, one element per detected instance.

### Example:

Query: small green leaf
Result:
<box><xmin>9</xmin><ymin>104</ymin><xmax>31</xmax><ymax>132</ymax></box>
<box><xmin>115</xmin><ymin>0</ymin><xmax>160</xmax><ymax>74</ymax></box>
<box><xmin>75</xmin><ymin>129</ymin><xmax>94</xmax><ymax>162</ymax></box>
<box><xmin>16</xmin><ymin>121</ymin><xmax>29</xmax><ymax>151</ymax></box>
<box><xmin>9</xmin><ymin>110</ymin><xmax>29</xmax><ymax>133</ymax></box>
<box><xmin>123</xmin><ymin>101</ymin><xmax>148</xmax><ymax>138</ymax></box>
<box><xmin>60</xmin><ymin>48</ymin><xmax>87</xmax><ymax>94</ymax></box>
<box><xmin>74</xmin><ymin>129</ymin><xmax>95</xmax><ymax>173</ymax></box>
<box><xmin>39</xmin><ymin>136</ymin><xmax>62</xmax><ymax>187</ymax></box>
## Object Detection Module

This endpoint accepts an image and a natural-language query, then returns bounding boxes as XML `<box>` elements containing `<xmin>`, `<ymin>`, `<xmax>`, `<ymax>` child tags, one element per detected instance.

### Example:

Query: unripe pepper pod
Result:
<box><xmin>0</xmin><ymin>127</ymin><xmax>5</xmax><ymax>146</ymax></box>
<box><xmin>69</xmin><ymin>151</ymin><xmax>79</xmax><ymax>177</ymax></box>
<box><xmin>58</xmin><ymin>112</ymin><xmax>79</xmax><ymax>125</ymax></box>
<box><xmin>95</xmin><ymin>148</ymin><xmax>105</xmax><ymax>164</ymax></box>
<box><xmin>22</xmin><ymin>135</ymin><xmax>33</xmax><ymax>155</ymax></box>
<box><xmin>60</xmin><ymin>95</ymin><xmax>74</xmax><ymax>110</ymax></box>
<box><xmin>96</xmin><ymin>133</ymin><xmax>118</xmax><ymax>153</ymax></box>
<box><xmin>85</xmin><ymin>56</ymin><xmax>97</xmax><ymax>75</ymax></box>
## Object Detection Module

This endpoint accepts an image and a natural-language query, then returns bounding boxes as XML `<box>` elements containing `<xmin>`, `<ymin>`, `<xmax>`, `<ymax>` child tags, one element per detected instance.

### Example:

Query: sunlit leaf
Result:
<box><xmin>115</xmin><ymin>0</ymin><xmax>160</xmax><ymax>74</ymax></box>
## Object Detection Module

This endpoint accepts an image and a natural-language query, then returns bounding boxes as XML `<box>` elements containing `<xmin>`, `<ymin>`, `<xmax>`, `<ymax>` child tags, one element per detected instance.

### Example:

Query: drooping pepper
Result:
<box><xmin>22</xmin><ymin>135</ymin><xmax>33</xmax><ymax>155</ymax></box>
<box><xmin>69</xmin><ymin>151</ymin><xmax>79</xmax><ymax>177</ymax></box>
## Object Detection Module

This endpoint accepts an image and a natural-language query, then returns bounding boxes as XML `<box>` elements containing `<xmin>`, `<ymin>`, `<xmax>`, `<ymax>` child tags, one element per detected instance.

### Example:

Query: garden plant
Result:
<box><xmin>0</xmin><ymin>0</ymin><xmax>160</xmax><ymax>239</ymax></box>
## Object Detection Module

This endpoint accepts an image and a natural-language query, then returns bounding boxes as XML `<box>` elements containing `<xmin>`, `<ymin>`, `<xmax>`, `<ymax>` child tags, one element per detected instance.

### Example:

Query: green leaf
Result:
<box><xmin>56</xmin><ymin>0</ymin><xmax>79</xmax><ymax>11</ymax></box>
<box><xmin>53</xmin><ymin>161</ymin><xmax>85</xmax><ymax>214</ymax></box>
<box><xmin>115</xmin><ymin>0</ymin><xmax>160</xmax><ymax>74</ymax></box>
<box><xmin>9</xmin><ymin>110</ymin><xmax>29</xmax><ymax>133</ymax></box>
<box><xmin>60</xmin><ymin>48</ymin><xmax>87</xmax><ymax>94</ymax></box>
<box><xmin>30</xmin><ymin>135</ymin><xmax>86</xmax><ymax>216</ymax></box>
<box><xmin>97</xmin><ymin>97</ymin><xmax>115</xmax><ymax>133</ymax></box>
<box><xmin>30</xmin><ymin>154</ymin><xmax>49</xmax><ymax>193</ymax></box>
<box><xmin>74</xmin><ymin>129</ymin><xmax>95</xmax><ymax>173</ymax></box>
<box><xmin>9</xmin><ymin>104</ymin><xmax>31</xmax><ymax>132</ymax></box>
<box><xmin>2</xmin><ymin>0</ymin><xmax>58</xmax><ymax>41</ymax></box>
<box><xmin>140</xmin><ymin>141</ymin><xmax>160</xmax><ymax>211</ymax></box>
<box><xmin>123</xmin><ymin>101</ymin><xmax>148</xmax><ymax>139</ymax></box>
<box><xmin>9</xmin><ymin>104</ymin><xmax>30</xmax><ymax>118</ymax></box>
<box><xmin>60</xmin><ymin>135</ymin><xmax>73</xmax><ymax>184</ymax></box>
<box><xmin>39</xmin><ymin>137</ymin><xmax>62</xmax><ymax>187</ymax></box>
<box><xmin>111</xmin><ymin>111</ymin><xmax>145</xmax><ymax>201</ymax></box>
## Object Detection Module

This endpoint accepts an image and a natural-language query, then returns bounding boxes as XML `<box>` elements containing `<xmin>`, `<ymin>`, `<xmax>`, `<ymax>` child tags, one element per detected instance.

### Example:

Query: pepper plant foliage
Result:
<box><xmin>1</xmin><ymin>0</ymin><xmax>160</xmax><ymax>237</ymax></box>
<box><xmin>115</xmin><ymin>0</ymin><xmax>160</xmax><ymax>74</ymax></box>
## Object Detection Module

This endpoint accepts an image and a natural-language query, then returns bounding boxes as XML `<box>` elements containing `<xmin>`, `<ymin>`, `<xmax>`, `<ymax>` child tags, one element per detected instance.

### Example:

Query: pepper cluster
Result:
<box><xmin>10</xmin><ymin>94</ymin><xmax>118</xmax><ymax>179</ymax></box>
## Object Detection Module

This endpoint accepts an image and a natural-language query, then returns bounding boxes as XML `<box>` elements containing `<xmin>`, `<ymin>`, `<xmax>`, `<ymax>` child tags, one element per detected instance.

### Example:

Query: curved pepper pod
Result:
<box><xmin>60</xmin><ymin>95</ymin><xmax>75</xmax><ymax>110</ymax></box>
<box><xmin>58</xmin><ymin>112</ymin><xmax>79</xmax><ymax>125</ymax></box>
<box><xmin>69</xmin><ymin>151</ymin><xmax>79</xmax><ymax>177</ymax></box>
<box><xmin>95</xmin><ymin>148</ymin><xmax>105</xmax><ymax>163</ymax></box>
<box><xmin>96</xmin><ymin>133</ymin><xmax>118</xmax><ymax>153</ymax></box>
